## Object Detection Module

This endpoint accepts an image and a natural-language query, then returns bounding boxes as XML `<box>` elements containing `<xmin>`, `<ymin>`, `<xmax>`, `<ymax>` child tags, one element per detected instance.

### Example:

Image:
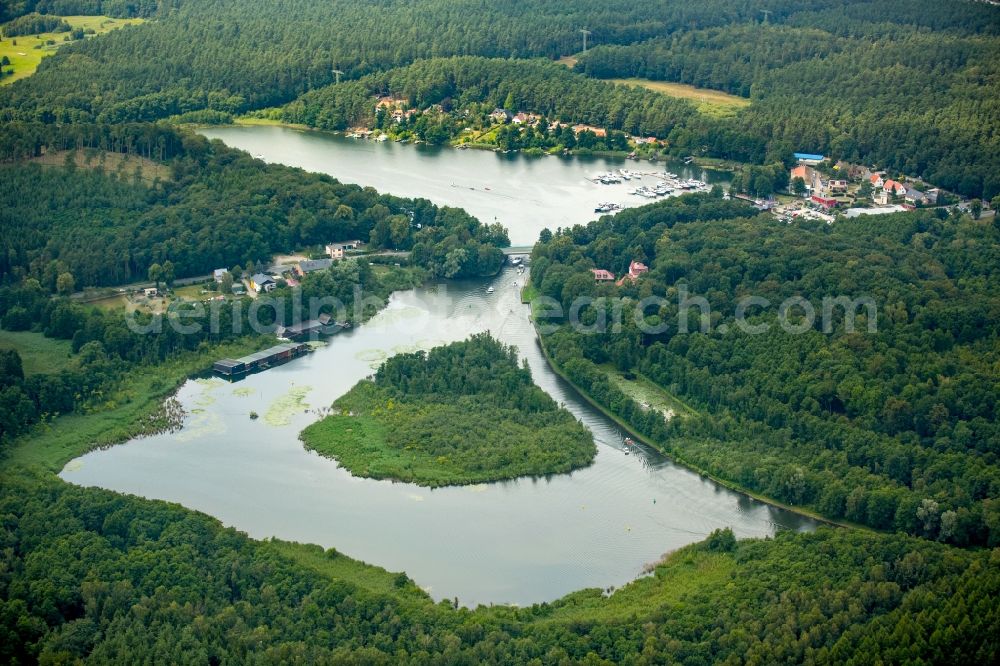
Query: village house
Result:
<box><xmin>883</xmin><ymin>179</ymin><xmax>907</xmax><ymax>198</ymax></box>
<box><xmin>790</xmin><ymin>165</ymin><xmax>823</xmax><ymax>194</ymax></box>
<box><xmin>811</xmin><ymin>194</ymin><xmax>839</xmax><ymax>211</ymax></box>
<box><xmin>295</xmin><ymin>259</ymin><xmax>333</xmax><ymax>276</ymax></box>
<box><xmin>249</xmin><ymin>274</ymin><xmax>276</xmax><ymax>293</ymax></box>
<box><xmin>616</xmin><ymin>261</ymin><xmax>649</xmax><ymax>286</ymax></box>
<box><xmin>870</xmin><ymin>173</ymin><xmax>885</xmax><ymax>189</ymax></box>
<box><xmin>826</xmin><ymin>179</ymin><xmax>848</xmax><ymax>194</ymax></box>
<box><xmin>905</xmin><ymin>187</ymin><xmax>928</xmax><ymax>206</ymax></box>
<box><xmin>213</xmin><ymin>268</ymin><xmax>229</xmax><ymax>283</ymax></box>
<box><xmin>591</xmin><ymin>268</ymin><xmax>615</xmax><ymax>282</ymax></box>
<box><xmin>512</xmin><ymin>112</ymin><xmax>541</xmax><ymax>126</ymax></box>
<box><xmin>325</xmin><ymin>240</ymin><xmax>364</xmax><ymax>258</ymax></box>
<box><xmin>490</xmin><ymin>108</ymin><xmax>512</xmax><ymax>123</ymax></box>
<box><xmin>631</xmin><ymin>136</ymin><xmax>660</xmax><ymax>146</ymax></box>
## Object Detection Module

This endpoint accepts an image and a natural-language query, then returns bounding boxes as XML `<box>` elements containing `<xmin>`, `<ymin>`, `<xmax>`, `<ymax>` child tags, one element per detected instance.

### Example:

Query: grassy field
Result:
<box><xmin>264</xmin><ymin>539</ymin><xmax>434</xmax><ymax>603</ymax></box>
<box><xmin>601</xmin><ymin>364</ymin><xmax>697</xmax><ymax>420</ymax></box>
<box><xmin>30</xmin><ymin>149</ymin><xmax>171</xmax><ymax>184</ymax></box>
<box><xmin>0</xmin><ymin>329</ymin><xmax>76</xmax><ymax>375</ymax></box>
<box><xmin>604</xmin><ymin>78</ymin><xmax>750</xmax><ymax>117</ymax></box>
<box><xmin>0</xmin><ymin>15</ymin><xmax>144</xmax><ymax>85</ymax></box>
<box><xmin>544</xmin><ymin>547</ymin><xmax>734</xmax><ymax>623</ymax></box>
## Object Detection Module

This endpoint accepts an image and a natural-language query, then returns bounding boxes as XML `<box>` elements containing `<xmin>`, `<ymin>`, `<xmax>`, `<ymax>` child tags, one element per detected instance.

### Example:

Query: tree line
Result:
<box><xmin>531</xmin><ymin>193</ymin><xmax>1000</xmax><ymax>545</ymax></box>
<box><xmin>0</xmin><ymin>122</ymin><xmax>508</xmax><ymax>289</ymax></box>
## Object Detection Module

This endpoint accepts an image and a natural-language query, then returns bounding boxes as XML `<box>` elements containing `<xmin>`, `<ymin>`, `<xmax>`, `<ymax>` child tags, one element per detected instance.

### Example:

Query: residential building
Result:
<box><xmin>905</xmin><ymin>187</ymin><xmax>928</xmax><ymax>206</ymax></box>
<box><xmin>826</xmin><ymin>179</ymin><xmax>848</xmax><ymax>194</ymax></box>
<box><xmin>295</xmin><ymin>259</ymin><xmax>333</xmax><ymax>276</ymax></box>
<box><xmin>490</xmin><ymin>108</ymin><xmax>512</xmax><ymax>123</ymax></box>
<box><xmin>616</xmin><ymin>261</ymin><xmax>649</xmax><ymax>286</ymax></box>
<box><xmin>591</xmin><ymin>268</ymin><xmax>615</xmax><ymax>282</ymax></box>
<box><xmin>811</xmin><ymin>195</ymin><xmax>838</xmax><ymax>210</ymax></box>
<box><xmin>326</xmin><ymin>240</ymin><xmax>364</xmax><ymax>257</ymax></box>
<box><xmin>883</xmin><ymin>179</ymin><xmax>907</xmax><ymax>197</ymax></box>
<box><xmin>249</xmin><ymin>274</ymin><xmax>276</xmax><ymax>293</ymax></box>
<box><xmin>213</xmin><ymin>268</ymin><xmax>229</xmax><ymax>283</ymax></box>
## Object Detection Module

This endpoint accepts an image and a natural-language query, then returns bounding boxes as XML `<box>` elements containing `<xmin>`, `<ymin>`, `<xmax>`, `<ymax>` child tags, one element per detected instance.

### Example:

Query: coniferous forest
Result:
<box><xmin>1</xmin><ymin>0</ymin><xmax>999</xmax><ymax>663</ymax></box>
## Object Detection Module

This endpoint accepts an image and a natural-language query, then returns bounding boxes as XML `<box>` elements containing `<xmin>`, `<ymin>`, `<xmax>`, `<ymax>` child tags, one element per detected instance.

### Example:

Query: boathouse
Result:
<box><xmin>213</xmin><ymin>342</ymin><xmax>310</xmax><ymax>377</ymax></box>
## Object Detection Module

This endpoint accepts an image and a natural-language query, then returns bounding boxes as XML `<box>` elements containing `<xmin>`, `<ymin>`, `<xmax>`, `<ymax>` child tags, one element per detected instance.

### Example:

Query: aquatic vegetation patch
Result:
<box><xmin>264</xmin><ymin>385</ymin><xmax>313</xmax><ymax>426</ymax></box>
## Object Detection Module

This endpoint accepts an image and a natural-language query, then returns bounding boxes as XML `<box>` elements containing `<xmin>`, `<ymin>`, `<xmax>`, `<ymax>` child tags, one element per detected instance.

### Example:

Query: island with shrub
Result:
<box><xmin>300</xmin><ymin>333</ymin><xmax>596</xmax><ymax>486</ymax></box>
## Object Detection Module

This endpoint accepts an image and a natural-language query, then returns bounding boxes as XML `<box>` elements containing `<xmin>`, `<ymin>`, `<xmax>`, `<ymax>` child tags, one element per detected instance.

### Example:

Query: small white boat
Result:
<box><xmin>487</xmin><ymin>286</ymin><xmax>495</xmax><ymax>294</ymax></box>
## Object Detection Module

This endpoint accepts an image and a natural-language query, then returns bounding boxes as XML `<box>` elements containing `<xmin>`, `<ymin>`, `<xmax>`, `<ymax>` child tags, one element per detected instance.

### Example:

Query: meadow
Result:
<box><xmin>604</xmin><ymin>77</ymin><xmax>751</xmax><ymax>117</ymax></box>
<box><xmin>0</xmin><ymin>15</ymin><xmax>143</xmax><ymax>85</ymax></box>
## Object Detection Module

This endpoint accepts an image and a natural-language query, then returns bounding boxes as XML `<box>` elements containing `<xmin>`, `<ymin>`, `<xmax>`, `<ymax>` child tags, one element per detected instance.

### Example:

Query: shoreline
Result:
<box><xmin>527</xmin><ymin>306</ymin><xmax>860</xmax><ymax>532</ymax></box>
<box><xmin>212</xmin><ymin>118</ymin><xmax>735</xmax><ymax>171</ymax></box>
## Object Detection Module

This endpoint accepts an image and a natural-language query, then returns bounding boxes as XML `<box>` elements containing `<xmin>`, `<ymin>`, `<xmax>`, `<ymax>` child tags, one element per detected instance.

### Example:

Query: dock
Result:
<box><xmin>213</xmin><ymin>342</ymin><xmax>311</xmax><ymax>377</ymax></box>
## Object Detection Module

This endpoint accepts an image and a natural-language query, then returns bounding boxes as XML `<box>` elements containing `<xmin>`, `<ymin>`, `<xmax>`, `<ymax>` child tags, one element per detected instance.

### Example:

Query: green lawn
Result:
<box><xmin>0</xmin><ymin>329</ymin><xmax>75</xmax><ymax>375</ymax></box>
<box><xmin>264</xmin><ymin>539</ymin><xmax>433</xmax><ymax>603</ymax></box>
<box><xmin>544</xmin><ymin>548</ymin><xmax>735</xmax><ymax>624</ymax></box>
<box><xmin>601</xmin><ymin>364</ymin><xmax>697</xmax><ymax>419</ymax></box>
<box><xmin>0</xmin><ymin>15</ymin><xmax>144</xmax><ymax>85</ymax></box>
<box><xmin>604</xmin><ymin>78</ymin><xmax>750</xmax><ymax>117</ymax></box>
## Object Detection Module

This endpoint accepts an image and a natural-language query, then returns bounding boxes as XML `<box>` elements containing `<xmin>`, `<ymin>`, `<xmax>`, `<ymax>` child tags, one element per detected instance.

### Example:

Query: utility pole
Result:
<box><xmin>579</xmin><ymin>28</ymin><xmax>591</xmax><ymax>53</ymax></box>
<box><xmin>760</xmin><ymin>9</ymin><xmax>772</xmax><ymax>23</ymax></box>
<box><xmin>332</xmin><ymin>69</ymin><xmax>344</xmax><ymax>84</ymax></box>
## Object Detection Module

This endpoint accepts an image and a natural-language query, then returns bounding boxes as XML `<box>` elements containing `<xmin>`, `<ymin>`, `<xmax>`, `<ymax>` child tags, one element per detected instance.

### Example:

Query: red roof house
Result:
<box><xmin>592</xmin><ymin>269</ymin><xmax>615</xmax><ymax>282</ymax></box>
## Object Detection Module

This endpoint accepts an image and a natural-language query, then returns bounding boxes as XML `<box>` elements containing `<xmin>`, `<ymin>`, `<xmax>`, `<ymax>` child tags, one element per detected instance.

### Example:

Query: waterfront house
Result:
<box><xmin>592</xmin><ymin>268</ymin><xmax>615</xmax><ymax>282</ymax></box>
<box><xmin>490</xmin><ymin>108</ymin><xmax>512</xmax><ymax>123</ymax></box>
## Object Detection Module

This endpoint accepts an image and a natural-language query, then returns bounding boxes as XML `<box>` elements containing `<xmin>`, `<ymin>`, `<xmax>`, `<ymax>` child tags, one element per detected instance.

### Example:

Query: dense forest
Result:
<box><xmin>1</xmin><ymin>12</ymin><xmax>68</xmax><ymax>36</ymax></box>
<box><xmin>0</xmin><ymin>122</ymin><xmax>507</xmax><ymax>288</ymax></box>
<box><xmin>301</xmin><ymin>333</ymin><xmax>596</xmax><ymax>486</ymax></box>
<box><xmin>1</xmin><ymin>473</ymin><xmax>997</xmax><ymax>663</ymax></box>
<box><xmin>2</xmin><ymin>0</ymin><xmax>998</xmax><ymax>195</ymax></box>
<box><xmin>2</xmin><ymin>0</ymin><xmax>1000</xmax><ymax>660</ymax></box>
<box><xmin>0</xmin><ymin>0</ymin><xmax>165</xmax><ymax>22</ymax></box>
<box><xmin>531</xmin><ymin>193</ymin><xmax>1000</xmax><ymax>545</ymax></box>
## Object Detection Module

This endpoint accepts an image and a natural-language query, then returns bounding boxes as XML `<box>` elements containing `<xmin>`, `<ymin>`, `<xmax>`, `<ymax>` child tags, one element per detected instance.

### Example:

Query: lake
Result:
<box><xmin>200</xmin><ymin>125</ymin><xmax>731</xmax><ymax>246</ymax></box>
<box><xmin>62</xmin><ymin>129</ymin><xmax>810</xmax><ymax>607</ymax></box>
<box><xmin>63</xmin><ymin>270</ymin><xmax>815</xmax><ymax>606</ymax></box>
